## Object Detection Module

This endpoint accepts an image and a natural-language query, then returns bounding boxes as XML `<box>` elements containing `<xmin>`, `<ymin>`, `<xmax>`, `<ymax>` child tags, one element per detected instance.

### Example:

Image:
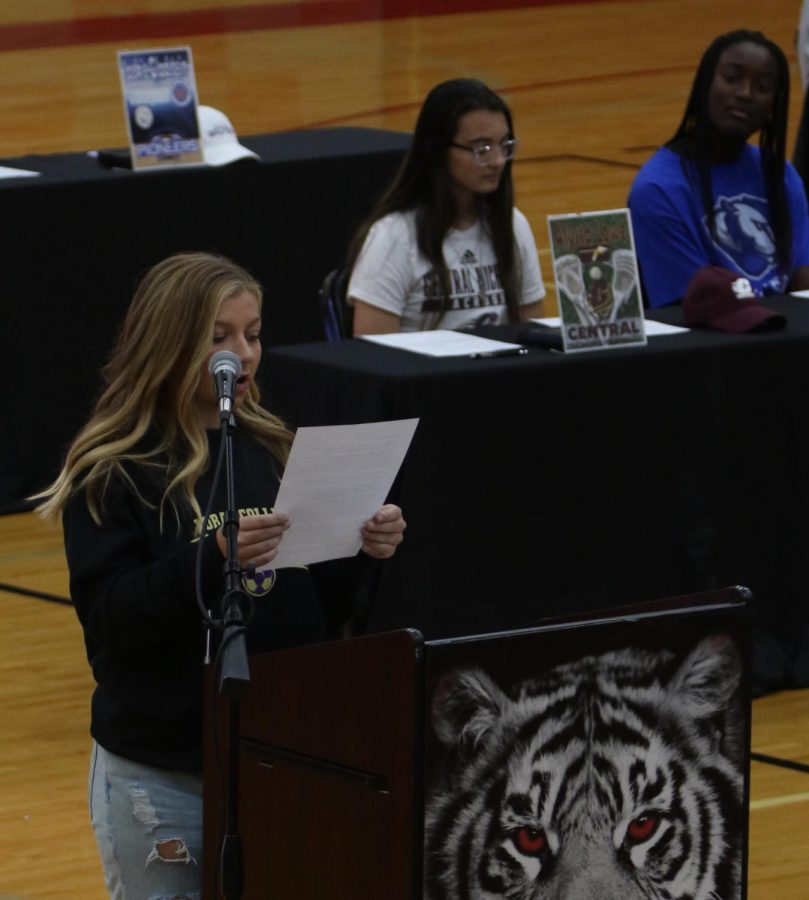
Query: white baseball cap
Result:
<box><xmin>198</xmin><ymin>105</ymin><xmax>260</xmax><ymax>166</ymax></box>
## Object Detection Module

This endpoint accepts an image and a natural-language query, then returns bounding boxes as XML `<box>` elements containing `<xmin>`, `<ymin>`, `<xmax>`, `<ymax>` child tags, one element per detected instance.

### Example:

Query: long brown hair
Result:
<box><xmin>348</xmin><ymin>78</ymin><xmax>521</xmax><ymax>326</ymax></box>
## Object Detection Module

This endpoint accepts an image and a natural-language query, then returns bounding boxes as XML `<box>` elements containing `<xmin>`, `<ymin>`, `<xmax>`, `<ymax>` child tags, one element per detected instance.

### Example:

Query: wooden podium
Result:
<box><xmin>203</xmin><ymin>588</ymin><xmax>751</xmax><ymax>899</ymax></box>
<box><xmin>202</xmin><ymin>628</ymin><xmax>423</xmax><ymax>898</ymax></box>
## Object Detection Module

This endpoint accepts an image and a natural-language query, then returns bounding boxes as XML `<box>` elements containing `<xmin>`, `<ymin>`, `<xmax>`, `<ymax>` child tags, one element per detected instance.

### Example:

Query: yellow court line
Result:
<box><xmin>749</xmin><ymin>791</ymin><xmax>809</xmax><ymax>811</ymax></box>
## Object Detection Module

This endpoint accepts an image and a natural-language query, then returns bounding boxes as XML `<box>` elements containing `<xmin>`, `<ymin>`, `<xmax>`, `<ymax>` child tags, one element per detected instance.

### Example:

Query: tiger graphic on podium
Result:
<box><xmin>424</xmin><ymin>636</ymin><xmax>744</xmax><ymax>900</ymax></box>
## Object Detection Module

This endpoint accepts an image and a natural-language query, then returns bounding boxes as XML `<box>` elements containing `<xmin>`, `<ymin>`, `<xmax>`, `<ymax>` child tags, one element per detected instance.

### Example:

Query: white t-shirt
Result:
<box><xmin>348</xmin><ymin>209</ymin><xmax>545</xmax><ymax>332</ymax></box>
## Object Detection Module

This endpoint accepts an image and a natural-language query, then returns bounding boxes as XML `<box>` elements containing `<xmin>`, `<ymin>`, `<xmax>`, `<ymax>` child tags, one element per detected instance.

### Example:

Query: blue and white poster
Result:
<box><xmin>117</xmin><ymin>46</ymin><xmax>203</xmax><ymax>170</ymax></box>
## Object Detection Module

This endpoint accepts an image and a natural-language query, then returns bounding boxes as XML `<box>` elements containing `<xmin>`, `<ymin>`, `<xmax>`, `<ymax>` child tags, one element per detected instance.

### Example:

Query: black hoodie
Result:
<box><xmin>64</xmin><ymin>426</ymin><xmax>365</xmax><ymax>773</ymax></box>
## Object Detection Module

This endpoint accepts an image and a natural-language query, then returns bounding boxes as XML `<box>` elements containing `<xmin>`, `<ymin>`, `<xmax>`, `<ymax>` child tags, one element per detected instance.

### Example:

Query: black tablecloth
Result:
<box><xmin>0</xmin><ymin>128</ymin><xmax>409</xmax><ymax>511</ymax></box>
<box><xmin>264</xmin><ymin>296</ymin><xmax>809</xmax><ymax>691</ymax></box>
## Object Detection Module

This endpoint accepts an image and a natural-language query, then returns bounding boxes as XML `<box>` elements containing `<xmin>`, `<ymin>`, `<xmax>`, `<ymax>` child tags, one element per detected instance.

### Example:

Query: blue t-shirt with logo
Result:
<box><xmin>628</xmin><ymin>144</ymin><xmax>809</xmax><ymax>307</ymax></box>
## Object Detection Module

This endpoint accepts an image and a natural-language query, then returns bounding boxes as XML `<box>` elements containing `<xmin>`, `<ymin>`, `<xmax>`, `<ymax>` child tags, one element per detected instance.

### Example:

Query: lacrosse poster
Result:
<box><xmin>547</xmin><ymin>209</ymin><xmax>646</xmax><ymax>353</ymax></box>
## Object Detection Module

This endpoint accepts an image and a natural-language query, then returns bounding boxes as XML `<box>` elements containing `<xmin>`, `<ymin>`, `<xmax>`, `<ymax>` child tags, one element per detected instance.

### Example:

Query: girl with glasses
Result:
<box><xmin>347</xmin><ymin>78</ymin><xmax>545</xmax><ymax>334</ymax></box>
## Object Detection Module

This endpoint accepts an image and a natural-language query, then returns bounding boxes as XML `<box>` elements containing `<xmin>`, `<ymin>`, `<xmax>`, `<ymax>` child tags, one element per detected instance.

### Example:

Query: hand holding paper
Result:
<box><xmin>216</xmin><ymin>510</ymin><xmax>290</xmax><ymax>569</ymax></box>
<box><xmin>360</xmin><ymin>504</ymin><xmax>406</xmax><ymax>559</ymax></box>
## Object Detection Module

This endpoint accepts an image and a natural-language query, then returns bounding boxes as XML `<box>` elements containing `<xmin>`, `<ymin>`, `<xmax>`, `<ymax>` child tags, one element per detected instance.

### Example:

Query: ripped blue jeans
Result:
<box><xmin>88</xmin><ymin>741</ymin><xmax>203</xmax><ymax>900</ymax></box>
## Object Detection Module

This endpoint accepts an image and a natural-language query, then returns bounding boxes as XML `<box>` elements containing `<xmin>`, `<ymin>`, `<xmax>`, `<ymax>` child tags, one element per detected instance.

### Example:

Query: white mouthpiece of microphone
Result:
<box><xmin>208</xmin><ymin>350</ymin><xmax>242</xmax><ymax>419</ymax></box>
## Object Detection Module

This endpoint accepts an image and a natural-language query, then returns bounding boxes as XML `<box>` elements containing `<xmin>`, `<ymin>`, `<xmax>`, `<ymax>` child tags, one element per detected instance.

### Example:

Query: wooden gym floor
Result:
<box><xmin>0</xmin><ymin>0</ymin><xmax>808</xmax><ymax>897</ymax></box>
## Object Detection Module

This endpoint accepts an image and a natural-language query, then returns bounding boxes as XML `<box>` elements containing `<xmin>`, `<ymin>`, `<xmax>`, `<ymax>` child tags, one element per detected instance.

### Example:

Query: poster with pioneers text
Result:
<box><xmin>117</xmin><ymin>46</ymin><xmax>203</xmax><ymax>170</ymax></box>
<box><xmin>548</xmin><ymin>209</ymin><xmax>646</xmax><ymax>353</ymax></box>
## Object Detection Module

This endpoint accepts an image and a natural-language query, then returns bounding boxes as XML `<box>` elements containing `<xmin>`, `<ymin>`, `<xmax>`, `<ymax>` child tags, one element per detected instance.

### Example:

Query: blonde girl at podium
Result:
<box><xmin>34</xmin><ymin>252</ymin><xmax>405</xmax><ymax>898</ymax></box>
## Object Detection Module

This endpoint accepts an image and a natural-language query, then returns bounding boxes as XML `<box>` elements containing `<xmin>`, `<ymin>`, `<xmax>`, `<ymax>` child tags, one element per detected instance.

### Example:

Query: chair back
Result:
<box><xmin>319</xmin><ymin>265</ymin><xmax>352</xmax><ymax>341</ymax></box>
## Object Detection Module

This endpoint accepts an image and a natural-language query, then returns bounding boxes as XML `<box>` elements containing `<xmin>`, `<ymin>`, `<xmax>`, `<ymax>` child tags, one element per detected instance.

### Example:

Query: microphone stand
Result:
<box><xmin>217</xmin><ymin>406</ymin><xmax>250</xmax><ymax>900</ymax></box>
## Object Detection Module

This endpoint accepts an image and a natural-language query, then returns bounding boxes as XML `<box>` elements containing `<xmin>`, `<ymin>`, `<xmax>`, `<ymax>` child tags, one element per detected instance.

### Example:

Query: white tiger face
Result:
<box><xmin>424</xmin><ymin>637</ymin><xmax>744</xmax><ymax>900</ymax></box>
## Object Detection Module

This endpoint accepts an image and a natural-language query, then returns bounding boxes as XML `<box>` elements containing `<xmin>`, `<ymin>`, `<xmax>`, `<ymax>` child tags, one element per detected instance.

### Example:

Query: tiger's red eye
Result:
<box><xmin>513</xmin><ymin>827</ymin><xmax>547</xmax><ymax>855</ymax></box>
<box><xmin>627</xmin><ymin>813</ymin><xmax>659</xmax><ymax>843</ymax></box>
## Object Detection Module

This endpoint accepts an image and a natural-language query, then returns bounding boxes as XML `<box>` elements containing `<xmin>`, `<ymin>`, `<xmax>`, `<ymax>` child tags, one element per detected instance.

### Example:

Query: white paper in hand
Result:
<box><xmin>266</xmin><ymin>418</ymin><xmax>418</xmax><ymax>570</ymax></box>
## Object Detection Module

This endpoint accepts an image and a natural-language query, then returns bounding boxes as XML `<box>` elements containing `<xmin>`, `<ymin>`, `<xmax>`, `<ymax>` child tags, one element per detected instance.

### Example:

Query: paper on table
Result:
<box><xmin>359</xmin><ymin>329</ymin><xmax>525</xmax><ymax>357</ymax></box>
<box><xmin>0</xmin><ymin>166</ymin><xmax>41</xmax><ymax>179</ymax></box>
<box><xmin>266</xmin><ymin>418</ymin><xmax>419</xmax><ymax>570</ymax></box>
<box><xmin>641</xmin><ymin>319</ymin><xmax>689</xmax><ymax>335</ymax></box>
<box><xmin>528</xmin><ymin>317</ymin><xmax>688</xmax><ymax>336</ymax></box>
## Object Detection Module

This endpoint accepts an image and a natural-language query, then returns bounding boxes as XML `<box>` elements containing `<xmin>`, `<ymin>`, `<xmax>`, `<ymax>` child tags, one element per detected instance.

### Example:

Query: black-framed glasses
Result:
<box><xmin>450</xmin><ymin>138</ymin><xmax>519</xmax><ymax>165</ymax></box>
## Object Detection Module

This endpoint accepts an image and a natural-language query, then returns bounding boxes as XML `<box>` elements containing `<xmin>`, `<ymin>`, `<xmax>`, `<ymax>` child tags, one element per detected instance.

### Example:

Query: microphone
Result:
<box><xmin>208</xmin><ymin>350</ymin><xmax>242</xmax><ymax>419</ymax></box>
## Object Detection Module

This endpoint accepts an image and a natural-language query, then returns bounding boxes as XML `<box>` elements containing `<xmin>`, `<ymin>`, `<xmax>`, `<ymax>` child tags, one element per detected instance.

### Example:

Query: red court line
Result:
<box><xmin>0</xmin><ymin>0</ymin><xmax>634</xmax><ymax>53</ymax></box>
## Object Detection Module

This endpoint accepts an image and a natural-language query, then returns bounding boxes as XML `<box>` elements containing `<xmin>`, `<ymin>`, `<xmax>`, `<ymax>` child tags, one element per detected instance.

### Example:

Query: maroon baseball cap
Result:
<box><xmin>683</xmin><ymin>266</ymin><xmax>786</xmax><ymax>333</ymax></box>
